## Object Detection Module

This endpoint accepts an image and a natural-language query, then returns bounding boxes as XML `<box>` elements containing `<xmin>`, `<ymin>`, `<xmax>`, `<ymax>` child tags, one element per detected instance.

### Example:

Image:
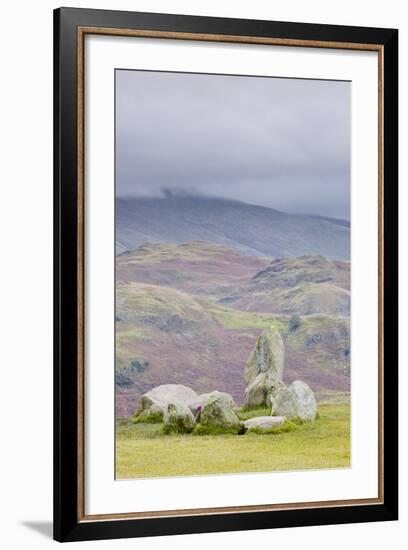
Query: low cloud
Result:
<box><xmin>116</xmin><ymin>70</ymin><xmax>350</xmax><ymax>220</ymax></box>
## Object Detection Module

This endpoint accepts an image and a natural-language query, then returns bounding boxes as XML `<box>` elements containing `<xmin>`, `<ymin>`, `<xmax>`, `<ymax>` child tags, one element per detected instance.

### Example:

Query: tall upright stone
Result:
<box><xmin>244</xmin><ymin>327</ymin><xmax>284</xmax><ymax>407</ymax></box>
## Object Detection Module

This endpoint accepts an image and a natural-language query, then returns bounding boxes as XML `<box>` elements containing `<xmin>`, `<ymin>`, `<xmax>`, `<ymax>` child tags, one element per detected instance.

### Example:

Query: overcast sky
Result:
<box><xmin>116</xmin><ymin>69</ymin><xmax>350</xmax><ymax>220</ymax></box>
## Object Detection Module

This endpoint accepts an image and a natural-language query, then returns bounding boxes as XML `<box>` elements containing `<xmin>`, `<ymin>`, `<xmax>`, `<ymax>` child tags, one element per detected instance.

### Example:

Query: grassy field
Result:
<box><xmin>115</xmin><ymin>403</ymin><xmax>350</xmax><ymax>479</ymax></box>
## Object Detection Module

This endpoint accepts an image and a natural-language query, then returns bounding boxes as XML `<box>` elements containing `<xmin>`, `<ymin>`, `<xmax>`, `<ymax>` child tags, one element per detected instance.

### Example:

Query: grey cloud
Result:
<box><xmin>116</xmin><ymin>69</ymin><xmax>350</xmax><ymax>219</ymax></box>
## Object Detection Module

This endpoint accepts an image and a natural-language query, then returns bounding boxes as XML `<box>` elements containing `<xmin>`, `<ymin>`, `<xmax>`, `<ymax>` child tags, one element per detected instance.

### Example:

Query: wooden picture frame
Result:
<box><xmin>54</xmin><ymin>7</ymin><xmax>398</xmax><ymax>542</ymax></box>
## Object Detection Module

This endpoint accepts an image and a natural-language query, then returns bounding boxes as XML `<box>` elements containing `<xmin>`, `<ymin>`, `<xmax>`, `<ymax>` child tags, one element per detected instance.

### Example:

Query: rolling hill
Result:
<box><xmin>117</xmin><ymin>243</ymin><xmax>350</xmax><ymax>315</ymax></box>
<box><xmin>115</xmin><ymin>242</ymin><xmax>350</xmax><ymax>417</ymax></box>
<box><xmin>116</xmin><ymin>241</ymin><xmax>270</xmax><ymax>299</ymax></box>
<box><xmin>219</xmin><ymin>254</ymin><xmax>350</xmax><ymax>315</ymax></box>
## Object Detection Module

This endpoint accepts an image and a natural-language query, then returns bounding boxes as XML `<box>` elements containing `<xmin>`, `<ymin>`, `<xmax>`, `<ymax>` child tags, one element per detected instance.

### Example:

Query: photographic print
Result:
<box><xmin>54</xmin><ymin>10</ymin><xmax>398</xmax><ymax>540</ymax></box>
<box><xmin>114</xmin><ymin>69</ymin><xmax>351</xmax><ymax>480</ymax></box>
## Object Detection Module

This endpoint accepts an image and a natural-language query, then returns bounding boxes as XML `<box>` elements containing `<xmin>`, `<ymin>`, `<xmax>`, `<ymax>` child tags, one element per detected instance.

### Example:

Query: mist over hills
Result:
<box><xmin>115</xmin><ymin>194</ymin><xmax>351</xmax><ymax>416</ymax></box>
<box><xmin>116</xmin><ymin>194</ymin><xmax>350</xmax><ymax>260</ymax></box>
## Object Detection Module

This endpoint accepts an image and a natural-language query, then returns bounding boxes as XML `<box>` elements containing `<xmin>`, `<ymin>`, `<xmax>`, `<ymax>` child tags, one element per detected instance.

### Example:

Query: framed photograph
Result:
<box><xmin>54</xmin><ymin>7</ymin><xmax>398</xmax><ymax>542</ymax></box>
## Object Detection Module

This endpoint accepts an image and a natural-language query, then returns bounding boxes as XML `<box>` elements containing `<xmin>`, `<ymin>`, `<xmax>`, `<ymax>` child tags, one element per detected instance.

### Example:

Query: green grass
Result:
<box><xmin>116</xmin><ymin>403</ymin><xmax>350</xmax><ymax>479</ymax></box>
<box><xmin>192</xmin><ymin>423</ymin><xmax>245</xmax><ymax>436</ymax></box>
<box><xmin>132</xmin><ymin>412</ymin><xmax>163</xmax><ymax>424</ymax></box>
<box><xmin>163</xmin><ymin>423</ymin><xmax>194</xmax><ymax>435</ymax></box>
<box><xmin>237</xmin><ymin>406</ymin><xmax>271</xmax><ymax>419</ymax></box>
<box><xmin>209</xmin><ymin>306</ymin><xmax>286</xmax><ymax>331</ymax></box>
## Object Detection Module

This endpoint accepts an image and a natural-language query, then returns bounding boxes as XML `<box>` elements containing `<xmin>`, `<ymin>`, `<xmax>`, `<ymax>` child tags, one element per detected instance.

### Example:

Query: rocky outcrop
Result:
<box><xmin>243</xmin><ymin>327</ymin><xmax>318</xmax><ymax>421</ymax></box>
<box><xmin>244</xmin><ymin>327</ymin><xmax>284</xmax><ymax>407</ymax></box>
<box><xmin>267</xmin><ymin>382</ymin><xmax>299</xmax><ymax>419</ymax></box>
<box><xmin>163</xmin><ymin>402</ymin><xmax>196</xmax><ymax>433</ymax></box>
<box><xmin>135</xmin><ymin>386</ymin><xmax>244</xmax><ymax>431</ymax></box>
<box><xmin>189</xmin><ymin>392</ymin><xmax>215</xmax><ymax>420</ymax></box>
<box><xmin>134</xmin><ymin>384</ymin><xmax>198</xmax><ymax>420</ymax></box>
<box><xmin>200</xmin><ymin>391</ymin><xmax>241</xmax><ymax>429</ymax></box>
<box><xmin>243</xmin><ymin>416</ymin><xmax>286</xmax><ymax>431</ymax></box>
<box><xmin>244</xmin><ymin>372</ymin><xmax>277</xmax><ymax>408</ymax></box>
<box><xmin>290</xmin><ymin>380</ymin><xmax>318</xmax><ymax>421</ymax></box>
<box><xmin>268</xmin><ymin>380</ymin><xmax>317</xmax><ymax>421</ymax></box>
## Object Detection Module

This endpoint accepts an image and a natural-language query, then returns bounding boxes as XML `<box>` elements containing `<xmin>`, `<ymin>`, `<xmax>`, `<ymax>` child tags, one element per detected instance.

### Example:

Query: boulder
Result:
<box><xmin>244</xmin><ymin>327</ymin><xmax>284</xmax><ymax>407</ymax></box>
<box><xmin>134</xmin><ymin>384</ymin><xmax>198</xmax><ymax>419</ymax></box>
<box><xmin>189</xmin><ymin>392</ymin><xmax>215</xmax><ymax>420</ymax></box>
<box><xmin>136</xmin><ymin>402</ymin><xmax>164</xmax><ymax>421</ymax></box>
<box><xmin>189</xmin><ymin>391</ymin><xmax>236</xmax><ymax>422</ymax></box>
<box><xmin>200</xmin><ymin>391</ymin><xmax>240</xmax><ymax>429</ymax></box>
<box><xmin>163</xmin><ymin>402</ymin><xmax>196</xmax><ymax>433</ymax></box>
<box><xmin>267</xmin><ymin>382</ymin><xmax>299</xmax><ymax>419</ymax></box>
<box><xmin>267</xmin><ymin>380</ymin><xmax>317</xmax><ymax>421</ymax></box>
<box><xmin>243</xmin><ymin>371</ymin><xmax>277</xmax><ymax>408</ymax></box>
<box><xmin>244</xmin><ymin>416</ymin><xmax>286</xmax><ymax>431</ymax></box>
<box><xmin>290</xmin><ymin>380</ymin><xmax>318</xmax><ymax>421</ymax></box>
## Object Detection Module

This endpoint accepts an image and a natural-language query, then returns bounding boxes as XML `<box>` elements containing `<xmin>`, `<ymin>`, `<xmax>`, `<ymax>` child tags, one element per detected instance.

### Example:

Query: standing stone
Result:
<box><xmin>200</xmin><ymin>391</ymin><xmax>240</xmax><ymax>429</ymax></box>
<box><xmin>244</xmin><ymin>327</ymin><xmax>284</xmax><ymax>407</ymax></box>
<box><xmin>267</xmin><ymin>381</ymin><xmax>299</xmax><ymax>419</ymax></box>
<box><xmin>290</xmin><ymin>380</ymin><xmax>317</xmax><ymax>421</ymax></box>
<box><xmin>267</xmin><ymin>380</ymin><xmax>317</xmax><ymax>421</ymax></box>
<box><xmin>244</xmin><ymin>372</ymin><xmax>276</xmax><ymax>408</ymax></box>
<box><xmin>163</xmin><ymin>402</ymin><xmax>196</xmax><ymax>433</ymax></box>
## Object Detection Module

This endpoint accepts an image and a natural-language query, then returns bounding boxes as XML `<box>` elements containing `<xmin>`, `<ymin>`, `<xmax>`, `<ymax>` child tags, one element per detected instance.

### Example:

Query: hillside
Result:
<box><xmin>116</xmin><ymin>195</ymin><xmax>350</xmax><ymax>260</ymax></box>
<box><xmin>220</xmin><ymin>255</ymin><xmax>350</xmax><ymax>315</ymax></box>
<box><xmin>117</xmin><ymin>244</ymin><xmax>350</xmax><ymax>315</ymax></box>
<box><xmin>116</xmin><ymin>241</ymin><xmax>270</xmax><ymax>299</ymax></box>
<box><xmin>115</xmin><ymin>245</ymin><xmax>351</xmax><ymax>417</ymax></box>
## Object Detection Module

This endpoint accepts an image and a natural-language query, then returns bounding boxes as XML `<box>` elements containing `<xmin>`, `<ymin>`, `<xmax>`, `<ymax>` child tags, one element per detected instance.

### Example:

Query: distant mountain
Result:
<box><xmin>116</xmin><ymin>195</ymin><xmax>350</xmax><ymax>260</ymax></box>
